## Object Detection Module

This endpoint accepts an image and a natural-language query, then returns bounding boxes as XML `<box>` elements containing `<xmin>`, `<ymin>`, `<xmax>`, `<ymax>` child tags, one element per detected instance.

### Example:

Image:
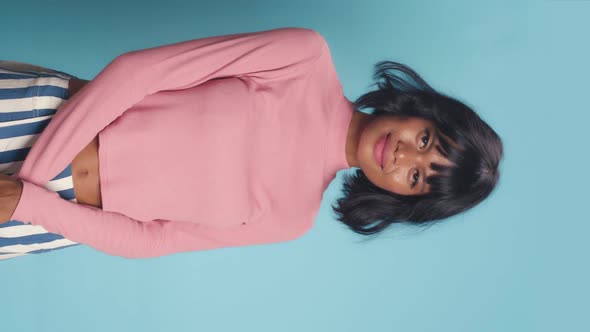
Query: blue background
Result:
<box><xmin>2</xmin><ymin>0</ymin><xmax>588</xmax><ymax>331</ymax></box>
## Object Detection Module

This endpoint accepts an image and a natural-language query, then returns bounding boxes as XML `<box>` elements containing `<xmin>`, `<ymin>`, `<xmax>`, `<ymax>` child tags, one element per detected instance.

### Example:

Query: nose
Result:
<box><xmin>394</xmin><ymin>142</ymin><xmax>420</xmax><ymax>166</ymax></box>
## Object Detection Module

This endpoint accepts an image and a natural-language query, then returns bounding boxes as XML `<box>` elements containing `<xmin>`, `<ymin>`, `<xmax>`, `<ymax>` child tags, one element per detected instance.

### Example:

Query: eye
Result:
<box><xmin>419</xmin><ymin>128</ymin><xmax>431</xmax><ymax>149</ymax></box>
<box><xmin>411</xmin><ymin>169</ymin><xmax>420</xmax><ymax>188</ymax></box>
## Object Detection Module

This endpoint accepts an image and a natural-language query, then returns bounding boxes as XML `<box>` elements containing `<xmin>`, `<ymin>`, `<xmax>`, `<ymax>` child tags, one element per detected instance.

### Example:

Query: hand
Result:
<box><xmin>0</xmin><ymin>173</ymin><xmax>24</xmax><ymax>224</ymax></box>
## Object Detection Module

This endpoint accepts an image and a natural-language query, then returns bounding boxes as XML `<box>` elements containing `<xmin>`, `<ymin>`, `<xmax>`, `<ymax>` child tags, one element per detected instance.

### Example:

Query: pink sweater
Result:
<box><xmin>10</xmin><ymin>27</ymin><xmax>353</xmax><ymax>258</ymax></box>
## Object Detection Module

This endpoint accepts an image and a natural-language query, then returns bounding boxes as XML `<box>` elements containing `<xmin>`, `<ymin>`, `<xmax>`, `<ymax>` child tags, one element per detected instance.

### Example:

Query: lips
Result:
<box><xmin>374</xmin><ymin>133</ymin><xmax>391</xmax><ymax>169</ymax></box>
<box><xmin>381</xmin><ymin>133</ymin><xmax>391</xmax><ymax>168</ymax></box>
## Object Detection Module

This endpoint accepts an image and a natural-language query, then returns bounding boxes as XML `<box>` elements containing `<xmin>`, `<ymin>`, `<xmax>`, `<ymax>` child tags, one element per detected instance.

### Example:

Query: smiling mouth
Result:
<box><xmin>374</xmin><ymin>132</ymin><xmax>395</xmax><ymax>170</ymax></box>
<box><xmin>381</xmin><ymin>133</ymin><xmax>391</xmax><ymax>169</ymax></box>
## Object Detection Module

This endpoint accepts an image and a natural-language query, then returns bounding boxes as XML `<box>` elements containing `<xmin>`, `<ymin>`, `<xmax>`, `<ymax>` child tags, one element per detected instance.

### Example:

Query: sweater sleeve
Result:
<box><xmin>10</xmin><ymin>181</ymin><xmax>311</xmax><ymax>258</ymax></box>
<box><xmin>17</xmin><ymin>26</ymin><xmax>325</xmax><ymax>186</ymax></box>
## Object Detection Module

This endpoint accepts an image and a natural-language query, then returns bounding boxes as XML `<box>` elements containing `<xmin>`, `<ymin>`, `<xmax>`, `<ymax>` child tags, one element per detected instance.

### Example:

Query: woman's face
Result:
<box><xmin>357</xmin><ymin>115</ymin><xmax>453</xmax><ymax>195</ymax></box>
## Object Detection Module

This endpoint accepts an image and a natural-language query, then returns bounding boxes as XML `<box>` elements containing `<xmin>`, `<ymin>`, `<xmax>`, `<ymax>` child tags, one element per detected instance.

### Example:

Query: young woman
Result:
<box><xmin>0</xmin><ymin>27</ymin><xmax>503</xmax><ymax>260</ymax></box>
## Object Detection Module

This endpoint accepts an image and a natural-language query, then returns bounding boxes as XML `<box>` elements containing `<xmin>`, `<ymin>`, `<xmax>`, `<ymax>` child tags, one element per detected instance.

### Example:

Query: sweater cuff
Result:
<box><xmin>10</xmin><ymin>180</ymin><xmax>53</xmax><ymax>224</ymax></box>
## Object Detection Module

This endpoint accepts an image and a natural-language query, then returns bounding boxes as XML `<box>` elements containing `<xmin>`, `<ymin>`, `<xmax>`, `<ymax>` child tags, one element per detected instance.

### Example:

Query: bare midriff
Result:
<box><xmin>68</xmin><ymin>78</ymin><xmax>103</xmax><ymax>209</ymax></box>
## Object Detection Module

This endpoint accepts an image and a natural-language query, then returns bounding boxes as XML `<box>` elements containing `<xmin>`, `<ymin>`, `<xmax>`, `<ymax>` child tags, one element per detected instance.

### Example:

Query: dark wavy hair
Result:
<box><xmin>331</xmin><ymin>61</ymin><xmax>503</xmax><ymax>237</ymax></box>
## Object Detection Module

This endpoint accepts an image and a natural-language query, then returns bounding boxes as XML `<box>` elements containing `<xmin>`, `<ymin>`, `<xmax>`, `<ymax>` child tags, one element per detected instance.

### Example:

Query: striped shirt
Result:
<box><xmin>0</xmin><ymin>62</ymin><xmax>80</xmax><ymax>260</ymax></box>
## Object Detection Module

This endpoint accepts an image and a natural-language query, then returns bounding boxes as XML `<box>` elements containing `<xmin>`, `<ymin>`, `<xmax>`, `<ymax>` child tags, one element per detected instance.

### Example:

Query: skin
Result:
<box><xmin>344</xmin><ymin>106</ymin><xmax>454</xmax><ymax>195</ymax></box>
<box><xmin>68</xmin><ymin>78</ymin><xmax>103</xmax><ymax>208</ymax></box>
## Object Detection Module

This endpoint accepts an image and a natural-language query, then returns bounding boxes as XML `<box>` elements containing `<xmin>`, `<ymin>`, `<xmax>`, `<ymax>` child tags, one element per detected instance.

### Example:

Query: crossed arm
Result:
<box><xmin>0</xmin><ymin>62</ymin><xmax>92</xmax><ymax>223</ymax></box>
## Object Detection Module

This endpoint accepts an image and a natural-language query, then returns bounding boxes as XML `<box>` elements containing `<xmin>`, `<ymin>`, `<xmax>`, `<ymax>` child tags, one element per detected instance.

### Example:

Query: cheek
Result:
<box><xmin>373</xmin><ymin>167</ymin><xmax>411</xmax><ymax>195</ymax></box>
<box><xmin>387</xmin><ymin>168</ymin><xmax>409</xmax><ymax>193</ymax></box>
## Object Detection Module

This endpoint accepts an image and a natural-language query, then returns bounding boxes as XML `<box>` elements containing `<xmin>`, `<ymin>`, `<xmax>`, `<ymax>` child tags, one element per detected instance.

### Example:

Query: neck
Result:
<box><xmin>345</xmin><ymin>109</ymin><xmax>373</xmax><ymax>168</ymax></box>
